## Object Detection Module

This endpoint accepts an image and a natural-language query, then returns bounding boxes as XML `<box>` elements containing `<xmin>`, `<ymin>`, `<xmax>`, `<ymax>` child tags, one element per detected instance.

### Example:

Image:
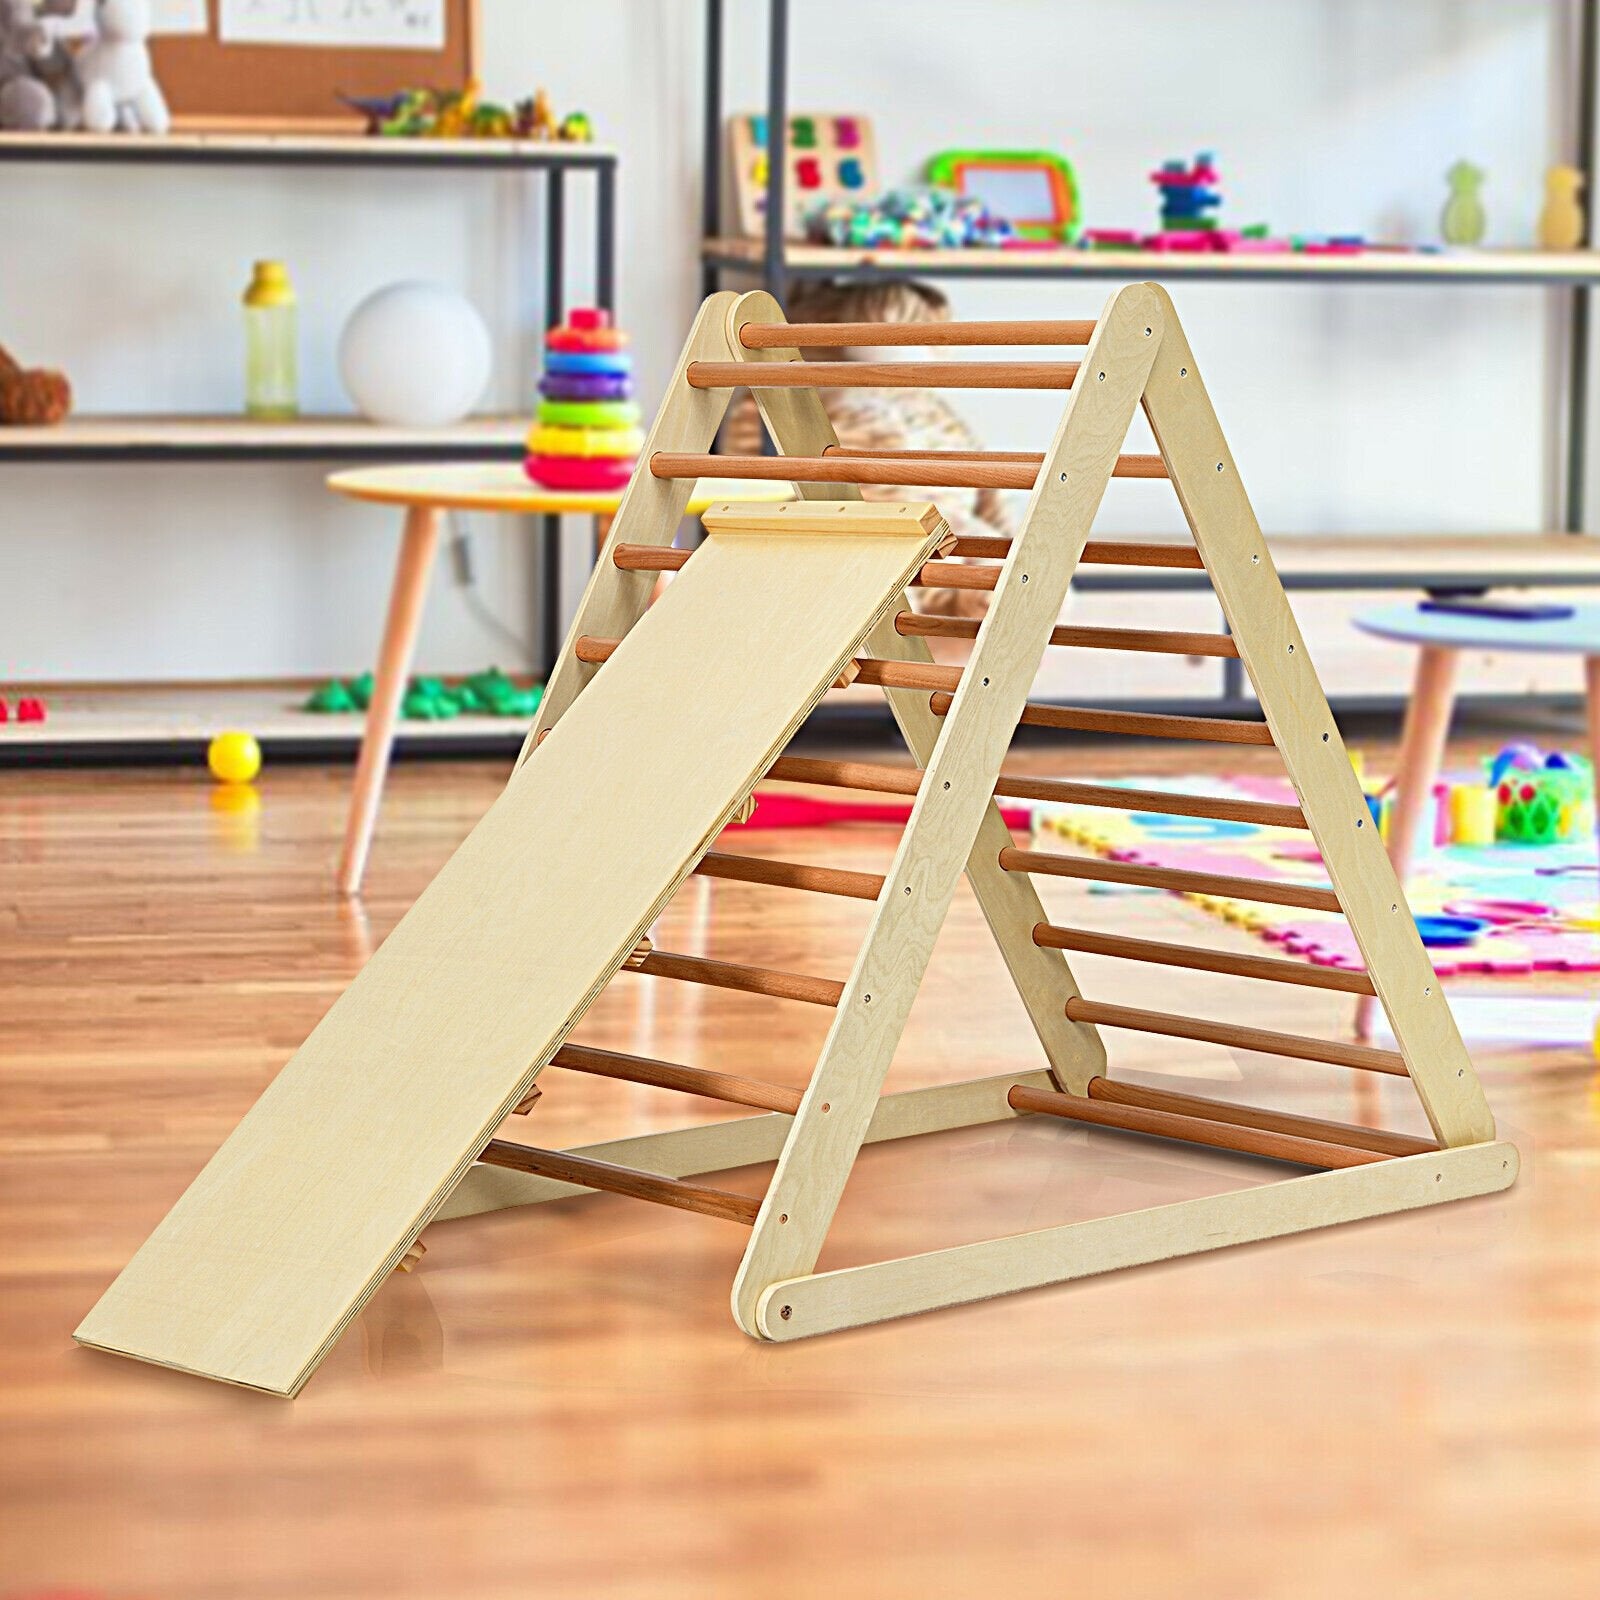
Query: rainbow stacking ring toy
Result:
<box><xmin>525</xmin><ymin>309</ymin><xmax>641</xmax><ymax>490</ymax></box>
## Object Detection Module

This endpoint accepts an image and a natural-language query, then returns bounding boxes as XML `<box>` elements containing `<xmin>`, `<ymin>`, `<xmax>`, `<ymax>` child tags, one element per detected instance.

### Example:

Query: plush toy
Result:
<box><xmin>76</xmin><ymin>0</ymin><xmax>168</xmax><ymax>135</ymax></box>
<box><xmin>0</xmin><ymin>341</ymin><xmax>72</xmax><ymax>425</ymax></box>
<box><xmin>0</xmin><ymin>0</ymin><xmax>62</xmax><ymax>130</ymax></box>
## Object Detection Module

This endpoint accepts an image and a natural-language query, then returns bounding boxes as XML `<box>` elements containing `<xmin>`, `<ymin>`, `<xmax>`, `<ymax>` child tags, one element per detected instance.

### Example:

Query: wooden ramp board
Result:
<box><xmin>75</xmin><ymin>505</ymin><xmax>947</xmax><ymax>1396</ymax></box>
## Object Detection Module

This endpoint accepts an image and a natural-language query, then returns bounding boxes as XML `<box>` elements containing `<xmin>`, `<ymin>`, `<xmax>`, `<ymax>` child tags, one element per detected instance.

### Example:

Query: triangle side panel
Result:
<box><xmin>1137</xmin><ymin>283</ymin><xmax>1496</xmax><ymax>1149</ymax></box>
<box><xmin>74</xmin><ymin>521</ymin><xmax>946</xmax><ymax>1395</ymax></box>
<box><xmin>730</xmin><ymin>290</ymin><xmax>1107</xmax><ymax>1096</ymax></box>
<box><xmin>730</xmin><ymin>284</ymin><xmax>1168</xmax><ymax>1336</ymax></box>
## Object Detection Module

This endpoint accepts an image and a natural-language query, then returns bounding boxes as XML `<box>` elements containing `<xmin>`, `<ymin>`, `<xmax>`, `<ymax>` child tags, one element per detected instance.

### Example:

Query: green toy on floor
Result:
<box><xmin>302</xmin><ymin>668</ymin><xmax>543</xmax><ymax>720</ymax></box>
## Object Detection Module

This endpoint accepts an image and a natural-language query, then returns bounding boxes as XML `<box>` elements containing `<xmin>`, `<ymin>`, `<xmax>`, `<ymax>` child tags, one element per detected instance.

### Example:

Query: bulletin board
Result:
<box><xmin>151</xmin><ymin>0</ymin><xmax>480</xmax><ymax>132</ymax></box>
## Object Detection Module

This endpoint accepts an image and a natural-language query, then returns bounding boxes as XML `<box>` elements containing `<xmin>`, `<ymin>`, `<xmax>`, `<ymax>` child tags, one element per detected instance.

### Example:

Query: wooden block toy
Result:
<box><xmin>729</xmin><ymin>112</ymin><xmax>878</xmax><ymax>237</ymax></box>
<box><xmin>77</xmin><ymin>287</ymin><xmax>1516</xmax><ymax>1395</ymax></box>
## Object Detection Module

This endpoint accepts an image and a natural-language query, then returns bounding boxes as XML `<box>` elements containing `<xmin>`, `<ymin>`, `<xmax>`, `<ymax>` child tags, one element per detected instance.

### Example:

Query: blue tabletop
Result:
<box><xmin>1354</xmin><ymin>602</ymin><xmax>1600</xmax><ymax>655</ymax></box>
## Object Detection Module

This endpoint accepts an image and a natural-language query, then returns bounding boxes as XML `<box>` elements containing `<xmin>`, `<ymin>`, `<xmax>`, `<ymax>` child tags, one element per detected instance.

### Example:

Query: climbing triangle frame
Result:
<box><xmin>79</xmin><ymin>284</ymin><xmax>1517</xmax><ymax>1390</ymax></box>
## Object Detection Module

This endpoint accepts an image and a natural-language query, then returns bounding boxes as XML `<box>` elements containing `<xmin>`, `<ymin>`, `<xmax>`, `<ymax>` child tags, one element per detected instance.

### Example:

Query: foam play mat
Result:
<box><xmin>1035</xmin><ymin>774</ymin><xmax>1600</xmax><ymax>977</ymax></box>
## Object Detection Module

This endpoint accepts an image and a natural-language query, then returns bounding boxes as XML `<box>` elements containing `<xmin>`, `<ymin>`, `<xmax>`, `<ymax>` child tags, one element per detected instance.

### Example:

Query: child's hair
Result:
<box><xmin>782</xmin><ymin>279</ymin><xmax>951</xmax><ymax>357</ymax></box>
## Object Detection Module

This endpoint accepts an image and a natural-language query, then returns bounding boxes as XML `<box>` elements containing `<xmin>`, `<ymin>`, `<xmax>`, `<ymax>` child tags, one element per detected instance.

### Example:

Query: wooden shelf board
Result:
<box><xmin>0</xmin><ymin>131</ymin><xmax>615</xmax><ymax>167</ymax></box>
<box><xmin>704</xmin><ymin>236</ymin><xmax>1600</xmax><ymax>284</ymax></box>
<box><xmin>0</xmin><ymin>413</ymin><xmax>528</xmax><ymax>460</ymax></box>
<box><xmin>0</xmin><ymin>684</ymin><xmax>533</xmax><ymax>749</ymax></box>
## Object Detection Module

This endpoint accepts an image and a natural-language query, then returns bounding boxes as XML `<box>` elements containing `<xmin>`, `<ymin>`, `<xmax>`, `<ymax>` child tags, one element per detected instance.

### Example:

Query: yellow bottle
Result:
<box><xmin>243</xmin><ymin>260</ymin><xmax>298</xmax><ymax>419</ymax></box>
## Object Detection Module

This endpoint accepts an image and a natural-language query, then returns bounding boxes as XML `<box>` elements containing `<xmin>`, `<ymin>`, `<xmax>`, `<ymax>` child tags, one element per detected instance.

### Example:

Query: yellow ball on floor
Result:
<box><xmin>208</xmin><ymin>730</ymin><xmax>262</xmax><ymax>785</ymax></box>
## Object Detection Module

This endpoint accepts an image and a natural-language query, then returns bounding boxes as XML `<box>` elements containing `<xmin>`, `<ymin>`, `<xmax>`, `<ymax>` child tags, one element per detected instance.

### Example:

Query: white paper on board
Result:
<box><xmin>217</xmin><ymin>0</ymin><xmax>445</xmax><ymax>50</ymax></box>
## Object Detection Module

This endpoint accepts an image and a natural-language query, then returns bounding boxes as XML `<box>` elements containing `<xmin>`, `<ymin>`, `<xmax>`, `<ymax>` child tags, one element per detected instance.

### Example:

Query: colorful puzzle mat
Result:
<box><xmin>1035</xmin><ymin>774</ymin><xmax>1600</xmax><ymax>976</ymax></box>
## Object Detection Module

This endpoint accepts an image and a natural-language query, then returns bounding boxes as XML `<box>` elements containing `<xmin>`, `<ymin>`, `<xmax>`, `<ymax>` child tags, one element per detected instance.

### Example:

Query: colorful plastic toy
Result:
<box><xmin>341</xmin><ymin>82</ymin><xmax>593</xmax><ymax>143</ymax></box>
<box><xmin>1442</xmin><ymin>160</ymin><xmax>1487</xmax><ymax>245</ymax></box>
<box><xmin>804</xmin><ymin>185</ymin><xmax>1015</xmax><ymax>250</ymax></box>
<box><xmin>1151</xmin><ymin>153</ymin><xmax>1223</xmax><ymax>232</ymax></box>
<box><xmin>1492</xmin><ymin>745</ymin><xmax>1594</xmax><ymax>844</ymax></box>
<box><xmin>525</xmin><ymin>310</ymin><xmax>639</xmax><ymax>491</ymax></box>
<box><xmin>394</xmin><ymin>670</ymin><xmax>544</xmax><ymax>721</ymax></box>
<box><xmin>1538</xmin><ymin>165</ymin><xmax>1586</xmax><ymax>250</ymax></box>
<box><xmin>1448</xmin><ymin>781</ymin><xmax>1498</xmax><ymax>846</ymax></box>
<box><xmin>924</xmin><ymin>150</ymin><xmax>1081</xmax><ymax>241</ymax></box>
<box><xmin>14</xmin><ymin>695</ymin><xmax>45</xmax><ymax>722</ymax></box>
<box><xmin>207</xmin><ymin>730</ymin><xmax>261</xmax><ymax>785</ymax></box>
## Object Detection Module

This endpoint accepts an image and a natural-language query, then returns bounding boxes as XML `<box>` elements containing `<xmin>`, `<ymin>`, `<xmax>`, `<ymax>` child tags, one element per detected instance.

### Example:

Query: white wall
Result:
<box><xmin>0</xmin><ymin>0</ymin><xmax>1578</xmax><ymax>683</ymax></box>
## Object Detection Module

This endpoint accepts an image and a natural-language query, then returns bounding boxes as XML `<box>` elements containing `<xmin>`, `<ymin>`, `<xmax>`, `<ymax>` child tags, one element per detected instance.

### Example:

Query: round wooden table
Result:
<box><xmin>326</xmin><ymin>464</ymin><xmax>792</xmax><ymax>895</ymax></box>
<box><xmin>1351</xmin><ymin>601</ymin><xmax>1600</xmax><ymax>1037</ymax></box>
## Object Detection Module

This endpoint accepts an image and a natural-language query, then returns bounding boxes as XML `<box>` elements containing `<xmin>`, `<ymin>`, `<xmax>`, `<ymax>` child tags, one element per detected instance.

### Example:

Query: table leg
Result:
<box><xmin>1354</xmin><ymin>644</ymin><xmax>1460</xmax><ymax>1041</ymax></box>
<box><xmin>337</xmin><ymin>504</ymin><xmax>441</xmax><ymax>897</ymax></box>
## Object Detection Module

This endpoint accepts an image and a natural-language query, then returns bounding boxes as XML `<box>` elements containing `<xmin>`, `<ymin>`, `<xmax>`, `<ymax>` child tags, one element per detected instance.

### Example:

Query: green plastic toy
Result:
<box><xmin>1441</xmin><ymin>160</ymin><xmax>1487</xmax><ymax>246</ymax></box>
<box><xmin>305</xmin><ymin>668</ymin><xmax>541</xmax><ymax>720</ymax></box>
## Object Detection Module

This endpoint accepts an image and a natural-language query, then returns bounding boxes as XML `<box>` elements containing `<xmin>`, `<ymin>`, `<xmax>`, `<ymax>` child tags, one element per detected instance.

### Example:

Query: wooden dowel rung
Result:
<box><xmin>1064</xmin><ymin>997</ymin><xmax>1409</xmax><ymax>1076</ymax></box>
<box><xmin>630</xmin><ymin>948</ymin><xmax>844</xmax><ymax>1007</ymax></box>
<box><xmin>768</xmin><ymin>755</ymin><xmax>922</xmax><ymax>798</ymax></box>
<box><xmin>1006</xmin><ymin>1082</ymin><xmax>1389</xmax><ymax>1170</ymax></box>
<box><xmin>694</xmin><ymin>851</ymin><xmax>886</xmax><ymax>901</ymax></box>
<box><xmin>1085</xmin><ymin>1077</ymin><xmax>1439</xmax><ymax>1159</ymax></box>
<box><xmin>686</xmin><ymin>360</ymin><xmax>1081</xmax><ymax>390</ymax></box>
<box><xmin>765</xmin><ymin>757</ymin><xmax>1307</xmax><ymax>829</ymax></box>
<box><xmin>650</xmin><ymin>451</ymin><xmax>1166</xmax><ymax>489</ymax></box>
<box><xmin>1031</xmin><ymin>923</ymin><xmax>1376</xmax><ymax>995</ymax></box>
<box><xmin>575</xmin><ymin>634</ymin><xmax>618</xmax><ymax>663</ymax></box>
<box><xmin>996</xmin><ymin>848</ymin><xmax>1342</xmax><ymax>914</ymax></box>
<box><xmin>895</xmin><ymin>613</ymin><xmax>1238</xmax><ymax>658</ymax></box>
<box><xmin>609</xmin><ymin>542</ymin><xmax>1205</xmax><ymax>583</ymax></box>
<box><xmin>928</xmin><ymin>692</ymin><xmax>1274</xmax><ymax>744</ymax></box>
<box><xmin>614</xmin><ymin>543</ymin><xmax>689</xmax><ymax>573</ymax></box>
<box><xmin>737</xmin><ymin>318</ymin><xmax>1100</xmax><ymax>349</ymax></box>
<box><xmin>478</xmin><ymin>1138</ymin><xmax>761</xmax><ymax>1224</ymax></box>
<box><xmin>550</xmin><ymin>1043</ymin><xmax>803</xmax><ymax>1114</ymax></box>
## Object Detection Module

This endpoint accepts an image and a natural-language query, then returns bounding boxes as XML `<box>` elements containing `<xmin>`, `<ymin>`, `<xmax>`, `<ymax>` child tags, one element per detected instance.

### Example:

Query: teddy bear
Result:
<box><xmin>0</xmin><ymin>341</ymin><xmax>72</xmax><ymax>426</ymax></box>
<box><xmin>76</xmin><ymin>0</ymin><xmax>168</xmax><ymax>135</ymax></box>
<box><xmin>0</xmin><ymin>0</ymin><xmax>59</xmax><ymax>130</ymax></box>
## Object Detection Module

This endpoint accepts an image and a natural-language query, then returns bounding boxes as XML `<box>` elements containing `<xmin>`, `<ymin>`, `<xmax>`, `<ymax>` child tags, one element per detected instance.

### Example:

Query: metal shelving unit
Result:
<box><xmin>0</xmin><ymin>131</ymin><xmax>618</xmax><ymax>749</ymax></box>
<box><xmin>699</xmin><ymin>0</ymin><xmax>1600</xmax><ymax>714</ymax></box>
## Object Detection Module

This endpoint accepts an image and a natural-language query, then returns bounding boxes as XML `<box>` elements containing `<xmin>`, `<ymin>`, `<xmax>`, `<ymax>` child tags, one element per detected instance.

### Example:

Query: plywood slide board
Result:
<box><xmin>76</xmin><ymin>510</ymin><xmax>946</xmax><ymax>1395</ymax></box>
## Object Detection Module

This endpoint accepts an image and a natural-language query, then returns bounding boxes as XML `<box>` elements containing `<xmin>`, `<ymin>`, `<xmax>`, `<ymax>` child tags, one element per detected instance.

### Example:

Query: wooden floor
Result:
<box><xmin>2</xmin><ymin>734</ymin><xmax>1596</xmax><ymax>1598</ymax></box>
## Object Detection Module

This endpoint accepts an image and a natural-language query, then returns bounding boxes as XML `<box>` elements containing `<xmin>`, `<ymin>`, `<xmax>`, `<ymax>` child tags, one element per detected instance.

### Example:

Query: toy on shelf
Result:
<box><xmin>0</xmin><ymin>339</ymin><xmax>70</xmax><ymax>425</ymax></box>
<box><xmin>1442</xmin><ymin>160</ymin><xmax>1487</xmax><ymax>245</ymax></box>
<box><xmin>76</xmin><ymin>0</ymin><xmax>169</xmax><ymax>135</ymax></box>
<box><xmin>729</xmin><ymin>112</ymin><xmax>877</xmax><ymax>237</ymax></box>
<box><xmin>1151</xmin><ymin>152</ymin><xmax>1222</xmax><ymax>233</ymax></box>
<box><xmin>1488</xmin><ymin>744</ymin><xmax>1594</xmax><ymax>844</ymax></box>
<box><xmin>925</xmin><ymin>149</ymin><xmax>1080</xmax><ymax>241</ymax></box>
<box><xmin>0</xmin><ymin>0</ymin><xmax>70</xmax><ymax>131</ymax></box>
<box><xmin>525</xmin><ymin>309</ymin><xmax>639</xmax><ymax>490</ymax></box>
<box><xmin>0</xmin><ymin>695</ymin><xmax>46</xmax><ymax>723</ymax></box>
<box><xmin>303</xmin><ymin>669</ymin><xmax>540</xmax><ymax>719</ymax></box>
<box><xmin>342</xmin><ymin>81</ymin><xmax>593</xmax><ymax>142</ymax></box>
<box><xmin>805</xmin><ymin>186</ymin><xmax>1016</xmax><ymax>250</ymax></box>
<box><xmin>1538</xmin><ymin>165</ymin><xmax>1586</xmax><ymax>251</ymax></box>
<box><xmin>339</xmin><ymin>281</ymin><xmax>490</xmax><ymax>428</ymax></box>
<box><xmin>207</xmin><ymin>730</ymin><xmax>261</xmax><ymax>785</ymax></box>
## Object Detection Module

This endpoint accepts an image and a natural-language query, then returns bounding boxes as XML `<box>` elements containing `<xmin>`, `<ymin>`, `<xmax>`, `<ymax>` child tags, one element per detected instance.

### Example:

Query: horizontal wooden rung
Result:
<box><xmin>1032</xmin><ymin>923</ymin><xmax>1376</xmax><ymax>995</ymax></box>
<box><xmin>686</xmin><ymin>360</ymin><xmax>1081</xmax><ymax>390</ymax></box>
<box><xmin>765</xmin><ymin>757</ymin><xmax>1308</xmax><ymax>829</ymax></box>
<box><xmin>628</xmin><ymin>947</ymin><xmax>844</xmax><ymax>1007</ymax></box>
<box><xmin>1085</xmin><ymin>1077</ymin><xmax>1439</xmax><ymax>1159</ymax></box>
<box><xmin>1064</xmin><ymin>997</ymin><xmax>1409</xmax><ymax>1076</ymax></box>
<box><xmin>478</xmin><ymin>1138</ymin><xmax>761</xmax><ymax>1224</ymax></box>
<box><xmin>737</xmin><ymin>318</ymin><xmax>1100</xmax><ymax>349</ymax></box>
<box><xmin>650</xmin><ymin>451</ymin><xmax>1166</xmax><ymax>488</ymax></box>
<box><xmin>996</xmin><ymin>847</ymin><xmax>1341</xmax><ymax>914</ymax></box>
<box><xmin>1007</xmin><ymin>1082</ymin><xmax>1390</xmax><ymax>1170</ymax></box>
<box><xmin>694</xmin><ymin>851</ymin><xmax>886</xmax><ymax>900</ymax></box>
<box><xmin>895</xmin><ymin>613</ymin><xmax>1238</xmax><ymax>658</ymax></box>
<box><xmin>609</xmin><ymin>542</ymin><xmax>1205</xmax><ymax>583</ymax></box>
<box><xmin>550</xmin><ymin>1042</ymin><xmax>803</xmax><ymax>1114</ymax></box>
<box><xmin>928</xmin><ymin>692</ymin><xmax>1274</xmax><ymax>745</ymax></box>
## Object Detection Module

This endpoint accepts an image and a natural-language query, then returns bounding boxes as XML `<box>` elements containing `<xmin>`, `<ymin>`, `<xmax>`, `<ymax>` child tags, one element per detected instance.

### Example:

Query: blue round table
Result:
<box><xmin>1351</xmin><ymin>602</ymin><xmax>1600</xmax><ymax>1036</ymax></box>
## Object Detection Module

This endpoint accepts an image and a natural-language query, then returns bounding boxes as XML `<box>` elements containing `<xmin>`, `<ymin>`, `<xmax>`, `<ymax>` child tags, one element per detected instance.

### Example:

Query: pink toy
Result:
<box><xmin>727</xmin><ymin>790</ymin><xmax>1031</xmax><ymax>832</ymax></box>
<box><xmin>16</xmin><ymin>696</ymin><xmax>45</xmax><ymax>723</ymax></box>
<box><xmin>524</xmin><ymin>454</ymin><xmax>635</xmax><ymax>491</ymax></box>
